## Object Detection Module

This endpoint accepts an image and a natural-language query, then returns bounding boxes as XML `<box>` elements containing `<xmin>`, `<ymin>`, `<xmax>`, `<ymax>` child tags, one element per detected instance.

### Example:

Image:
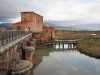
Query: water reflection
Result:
<box><xmin>34</xmin><ymin>45</ymin><xmax>100</xmax><ymax>75</ymax></box>
<box><xmin>54</xmin><ymin>43</ymin><xmax>75</xmax><ymax>49</ymax></box>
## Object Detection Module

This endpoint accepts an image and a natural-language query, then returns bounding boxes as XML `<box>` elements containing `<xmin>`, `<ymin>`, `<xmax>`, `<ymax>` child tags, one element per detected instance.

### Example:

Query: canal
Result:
<box><xmin>33</xmin><ymin>44</ymin><xmax>100</xmax><ymax>75</ymax></box>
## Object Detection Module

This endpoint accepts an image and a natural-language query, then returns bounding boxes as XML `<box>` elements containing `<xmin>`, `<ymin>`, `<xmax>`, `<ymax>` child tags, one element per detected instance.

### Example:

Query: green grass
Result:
<box><xmin>55</xmin><ymin>35</ymin><xmax>65</xmax><ymax>40</ymax></box>
<box><xmin>82</xmin><ymin>40</ymin><xmax>100</xmax><ymax>47</ymax></box>
<box><xmin>55</xmin><ymin>31</ymin><xmax>100</xmax><ymax>40</ymax></box>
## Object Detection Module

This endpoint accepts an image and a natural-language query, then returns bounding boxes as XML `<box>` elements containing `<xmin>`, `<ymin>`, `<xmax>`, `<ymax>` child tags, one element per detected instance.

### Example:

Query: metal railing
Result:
<box><xmin>0</xmin><ymin>31</ymin><xmax>31</xmax><ymax>46</ymax></box>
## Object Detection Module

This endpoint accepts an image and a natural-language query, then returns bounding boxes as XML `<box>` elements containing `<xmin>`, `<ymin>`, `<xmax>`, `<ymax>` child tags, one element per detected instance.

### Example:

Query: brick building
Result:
<box><xmin>13</xmin><ymin>12</ymin><xmax>43</xmax><ymax>32</ymax></box>
<box><xmin>12</xmin><ymin>11</ymin><xmax>55</xmax><ymax>43</ymax></box>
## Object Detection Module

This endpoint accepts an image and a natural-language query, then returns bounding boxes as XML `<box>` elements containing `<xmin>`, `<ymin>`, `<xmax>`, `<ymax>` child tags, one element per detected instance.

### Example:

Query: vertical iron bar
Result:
<box><xmin>9</xmin><ymin>31</ymin><xmax>11</xmax><ymax>42</ymax></box>
<box><xmin>2</xmin><ymin>34</ymin><xmax>4</xmax><ymax>46</ymax></box>
<box><xmin>6</xmin><ymin>33</ymin><xmax>8</xmax><ymax>44</ymax></box>
<box><xmin>12</xmin><ymin>31</ymin><xmax>13</xmax><ymax>41</ymax></box>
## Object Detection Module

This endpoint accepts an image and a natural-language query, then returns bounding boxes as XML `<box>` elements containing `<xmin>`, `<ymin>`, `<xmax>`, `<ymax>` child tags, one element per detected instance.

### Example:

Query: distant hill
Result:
<box><xmin>71</xmin><ymin>24</ymin><xmax>100</xmax><ymax>31</ymax></box>
<box><xmin>44</xmin><ymin>22</ymin><xmax>78</xmax><ymax>30</ymax></box>
<box><xmin>0</xmin><ymin>22</ymin><xmax>100</xmax><ymax>31</ymax></box>
<box><xmin>44</xmin><ymin>21</ymin><xmax>100</xmax><ymax>31</ymax></box>
<box><xmin>0</xmin><ymin>23</ymin><xmax>12</xmax><ymax>29</ymax></box>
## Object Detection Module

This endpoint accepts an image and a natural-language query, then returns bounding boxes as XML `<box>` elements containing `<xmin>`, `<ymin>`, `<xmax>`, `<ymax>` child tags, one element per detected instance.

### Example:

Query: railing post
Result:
<box><xmin>6</xmin><ymin>33</ymin><xmax>8</xmax><ymax>44</ymax></box>
<box><xmin>17</xmin><ymin>31</ymin><xmax>19</xmax><ymax>39</ymax></box>
<box><xmin>15</xmin><ymin>31</ymin><xmax>17</xmax><ymax>40</ymax></box>
<box><xmin>1</xmin><ymin>34</ymin><xmax>4</xmax><ymax>46</ymax></box>
<box><xmin>17</xmin><ymin>31</ymin><xmax>19</xmax><ymax>38</ymax></box>
<box><xmin>13</xmin><ymin>31</ymin><xmax>16</xmax><ymax>40</ymax></box>
<box><xmin>12</xmin><ymin>31</ymin><xmax>13</xmax><ymax>41</ymax></box>
<box><xmin>9</xmin><ymin>31</ymin><xmax>11</xmax><ymax>42</ymax></box>
<box><xmin>11</xmin><ymin>31</ymin><xmax>12</xmax><ymax>41</ymax></box>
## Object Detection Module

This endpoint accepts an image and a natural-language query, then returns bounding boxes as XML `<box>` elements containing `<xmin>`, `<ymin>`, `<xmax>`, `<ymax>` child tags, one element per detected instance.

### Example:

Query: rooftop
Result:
<box><xmin>14</xmin><ymin>21</ymin><xmax>31</xmax><ymax>24</ymax></box>
<box><xmin>21</xmin><ymin>11</ymin><xmax>43</xmax><ymax>17</ymax></box>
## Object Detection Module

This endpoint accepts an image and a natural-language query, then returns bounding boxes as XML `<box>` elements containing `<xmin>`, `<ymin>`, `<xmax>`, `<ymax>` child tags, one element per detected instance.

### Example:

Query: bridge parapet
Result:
<box><xmin>0</xmin><ymin>31</ymin><xmax>31</xmax><ymax>46</ymax></box>
<box><xmin>0</xmin><ymin>33</ymin><xmax>32</xmax><ymax>54</ymax></box>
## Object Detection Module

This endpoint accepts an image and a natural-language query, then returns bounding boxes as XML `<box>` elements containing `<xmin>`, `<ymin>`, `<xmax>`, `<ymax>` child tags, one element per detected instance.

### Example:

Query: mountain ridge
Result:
<box><xmin>0</xmin><ymin>22</ymin><xmax>100</xmax><ymax>31</ymax></box>
<box><xmin>0</xmin><ymin>23</ymin><xmax>12</xmax><ymax>29</ymax></box>
<box><xmin>44</xmin><ymin>21</ymin><xmax>100</xmax><ymax>31</ymax></box>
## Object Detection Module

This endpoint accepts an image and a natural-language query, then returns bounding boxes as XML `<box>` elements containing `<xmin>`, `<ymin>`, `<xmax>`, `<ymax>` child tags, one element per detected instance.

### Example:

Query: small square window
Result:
<box><xmin>24</xmin><ymin>18</ymin><xmax>27</xmax><ymax>21</ymax></box>
<box><xmin>38</xmin><ymin>20</ymin><xmax>39</xmax><ymax>23</ymax></box>
<box><xmin>17</xmin><ymin>26</ymin><xmax>21</xmax><ymax>30</ymax></box>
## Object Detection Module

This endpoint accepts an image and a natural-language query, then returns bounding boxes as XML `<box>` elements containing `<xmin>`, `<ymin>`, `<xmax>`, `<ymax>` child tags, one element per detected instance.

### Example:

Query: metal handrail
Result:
<box><xmin>0</xmin><ymin>31</ymin><xmax>31</xmax><ymax>46</ymax></box>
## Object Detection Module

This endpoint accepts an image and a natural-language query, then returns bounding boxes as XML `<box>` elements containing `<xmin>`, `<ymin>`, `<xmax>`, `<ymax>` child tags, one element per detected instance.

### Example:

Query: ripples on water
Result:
<box><xmin>34</xmin><ymin>44</ymin><xmax>100</xmax><ymax>75</ymax></box>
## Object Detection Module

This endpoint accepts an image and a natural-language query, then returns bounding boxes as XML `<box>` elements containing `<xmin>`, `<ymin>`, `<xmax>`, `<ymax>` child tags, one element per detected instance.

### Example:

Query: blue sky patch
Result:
<box><xmin>78</xmin><ymin>0</ymin><xmax>96</xmax><ymax>3</ymax></box>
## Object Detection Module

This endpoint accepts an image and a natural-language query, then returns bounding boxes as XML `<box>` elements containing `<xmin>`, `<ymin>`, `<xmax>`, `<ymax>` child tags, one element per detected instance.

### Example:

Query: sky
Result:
<box><xmin>0</xmin><ymin>0</ymin><xmax>100</xmax><ymax>25</ymax></box>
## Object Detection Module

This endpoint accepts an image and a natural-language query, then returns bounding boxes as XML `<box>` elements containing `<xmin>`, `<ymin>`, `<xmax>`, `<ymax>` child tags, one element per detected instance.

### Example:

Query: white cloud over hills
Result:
<box><xmin>0</xmin><ymin>0</ymin><xmax>100</xmax><ymax>25</ymax></box>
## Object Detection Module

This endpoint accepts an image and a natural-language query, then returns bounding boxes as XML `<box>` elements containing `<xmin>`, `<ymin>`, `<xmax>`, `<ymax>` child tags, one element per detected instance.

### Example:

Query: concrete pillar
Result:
<box><xmin>68</xmin><ymin>44</ymin><xmax>69</xmax><ymax>48</ymax></box>
<box><xmin>58</xmin><ymin>43</ymin><xmax>60</xmax><ymax>49</ymax></box>
<box><xmin>23</xmin><ymin>46</ymin><xmax>35</xmax><ymax>64</ymax></box>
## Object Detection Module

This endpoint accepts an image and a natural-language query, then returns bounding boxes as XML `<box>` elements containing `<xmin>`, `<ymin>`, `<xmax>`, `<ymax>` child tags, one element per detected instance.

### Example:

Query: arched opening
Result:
<box><xmin>21</xmin><ymin>45</ymin><xmax>26</xmax><ymax>60</ymax></box>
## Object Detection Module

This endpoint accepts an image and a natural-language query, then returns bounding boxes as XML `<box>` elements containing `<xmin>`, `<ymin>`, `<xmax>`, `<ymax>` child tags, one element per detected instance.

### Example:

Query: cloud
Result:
<box><xmin>43</xmin><ymin>0</ymin><xmax>100</xmax><ymax>24</ymax></box>
<box><xmin>0</xmin><ymin>0</ymin><xmax>100</xmax><ymax>24</ymax></box>
<box><xmin>0</xmin><ymin>0</ymin><xmax>21</xmax><ymax>22</ymax></box>
<box><xmin>0</xmin><ymin>0</ymin><xmax>35</xmax><ymax>22</ymax></box>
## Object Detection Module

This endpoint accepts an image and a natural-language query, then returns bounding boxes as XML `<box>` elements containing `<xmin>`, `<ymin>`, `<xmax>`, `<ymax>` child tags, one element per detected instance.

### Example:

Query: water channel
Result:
<box><xmin>34</xmin><ymin>44</ymin><xmax>100</xmax><ymax>75</ymax></box>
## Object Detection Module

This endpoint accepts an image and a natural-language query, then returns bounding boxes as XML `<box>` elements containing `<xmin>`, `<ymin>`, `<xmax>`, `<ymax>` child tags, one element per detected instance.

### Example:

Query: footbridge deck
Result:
<box><xmin>54</xmin><ymin>40</ymin><xmax>78</xmax><ymax>44</ymax></box>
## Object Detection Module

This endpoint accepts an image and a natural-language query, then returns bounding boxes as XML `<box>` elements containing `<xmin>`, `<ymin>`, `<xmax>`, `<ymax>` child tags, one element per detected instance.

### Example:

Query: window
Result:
<box><xmin>17</xmin><ymin>26</ymin><xmax>21</xmax><ymax>30</ymax></box>
<box><xmin>24</xmin><ymin>18</ymin><xmax>27</xmax><ymax>21</ymax></box>
<box><xmin>37</xmin><ymin>19</ymin><xmax>39</xmax><ymax>23</ymax></box>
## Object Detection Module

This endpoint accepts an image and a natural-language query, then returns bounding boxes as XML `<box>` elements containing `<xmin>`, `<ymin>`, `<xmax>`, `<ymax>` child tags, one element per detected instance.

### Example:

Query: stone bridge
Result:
<box><xmin>0</xmin><ymin>31</ymin><xmax>36</xmax><ymax>75</ymax></box>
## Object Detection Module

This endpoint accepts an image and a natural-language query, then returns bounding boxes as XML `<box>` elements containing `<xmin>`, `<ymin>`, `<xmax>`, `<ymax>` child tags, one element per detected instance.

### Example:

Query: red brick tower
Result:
<box><xmin>13</xmin><ymin>12</ymin><xmax>43</xmax><ymax>32</ymax></box>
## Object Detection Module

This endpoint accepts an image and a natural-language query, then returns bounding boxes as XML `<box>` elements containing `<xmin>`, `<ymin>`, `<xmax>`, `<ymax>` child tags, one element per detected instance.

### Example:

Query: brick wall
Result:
<box><xmin>32</xmin><ymin>33</ymin><xmax>48</xmax><ymax>44</ymax></box>
<box><xmin>43</xmin><ymin>26</ymin><xmax>55</xmax><ymax>39</ymax></box>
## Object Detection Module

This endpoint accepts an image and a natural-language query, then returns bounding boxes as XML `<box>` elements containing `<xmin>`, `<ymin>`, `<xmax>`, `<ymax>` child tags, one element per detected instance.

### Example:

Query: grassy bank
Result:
<box><xmin>55</xmin><ymin>31</ymin><xmax>100</xmax><ymax>40</ymax></box>
<box><xmin>77</xmin><ymin>40</ymin><xmax>100</xmax><ymax>58</ymax></box>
